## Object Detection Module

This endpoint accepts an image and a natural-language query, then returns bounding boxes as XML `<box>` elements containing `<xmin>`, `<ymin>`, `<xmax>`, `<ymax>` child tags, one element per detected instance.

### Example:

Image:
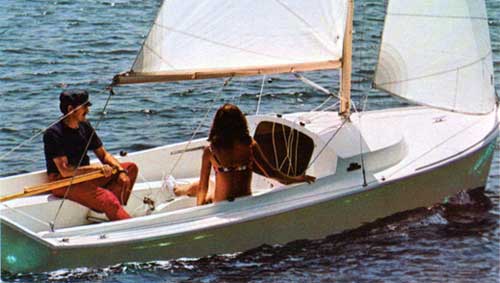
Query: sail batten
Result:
<box><xmin>374</xmin><ymin>0</ymin><xmax>496</xmax><ymax>114</ymax></box>
<box><xmin>116</xmin><ymin>0</ymin><xmax>348</xmax><ymax>84</ymax></box>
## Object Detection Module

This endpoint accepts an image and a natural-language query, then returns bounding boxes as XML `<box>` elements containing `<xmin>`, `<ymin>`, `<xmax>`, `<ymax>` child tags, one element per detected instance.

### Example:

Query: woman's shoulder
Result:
<box><xmin>203</xmin><ymin>145</ymin><xmax>213</xmax><ymax>154</ymax></box>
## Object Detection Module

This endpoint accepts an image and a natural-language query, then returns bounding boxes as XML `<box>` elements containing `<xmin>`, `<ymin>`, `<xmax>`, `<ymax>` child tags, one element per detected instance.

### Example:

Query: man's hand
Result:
<box><xmin>101</xmin><ymin>164</ymin><xmax>114</xmax><ymax>178</ymax></box>
<box><xmin>117</xmin><ymin>170</ymin><xmax>131</xmax><ymax>194</ymax></box>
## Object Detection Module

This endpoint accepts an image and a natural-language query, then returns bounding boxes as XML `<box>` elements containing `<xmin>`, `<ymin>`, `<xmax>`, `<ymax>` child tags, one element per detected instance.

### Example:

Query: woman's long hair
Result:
<box><xmin>208</xmin><ymin>103</ymin><xmax>252</xmax><ymax>149</ymax></box>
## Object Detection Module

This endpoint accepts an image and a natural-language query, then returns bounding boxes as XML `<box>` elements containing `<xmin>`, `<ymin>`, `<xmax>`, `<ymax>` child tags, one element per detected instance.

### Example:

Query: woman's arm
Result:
<box><xmin>251</xmin><ymin>141</ymin><xmax>315</xmax><ymax>185</ymax></box>
<box><xmin>197</xmin><ymin>146</ymin><xmax>213</xmax><ymax>205</ymax></box>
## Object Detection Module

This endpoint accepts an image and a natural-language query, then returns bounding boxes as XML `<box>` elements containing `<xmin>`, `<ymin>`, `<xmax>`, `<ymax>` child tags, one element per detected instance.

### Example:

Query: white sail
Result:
<box><xmin>374</xmin><ymin>0</ymin><xmax>496</xmax><ymax>114</ymax></box>
<box><xmin>115</xmin><ymin>0</ymin><xmax>348</xmax><ymax>84</ymax></box>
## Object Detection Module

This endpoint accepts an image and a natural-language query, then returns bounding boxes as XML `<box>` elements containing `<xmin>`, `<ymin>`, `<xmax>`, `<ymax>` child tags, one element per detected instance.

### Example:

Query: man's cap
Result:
<box><xmin>59</xmin><ymin>89</ymin><xmax>92</xmax><ymax>113</ymax></box>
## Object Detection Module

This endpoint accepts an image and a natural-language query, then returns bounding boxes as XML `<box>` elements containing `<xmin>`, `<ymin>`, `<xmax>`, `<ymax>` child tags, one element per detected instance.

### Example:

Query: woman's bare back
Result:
<box><xmin>209</xmin><ymin>142</ymin><xmax>253</xmax><ymax>202</ymax></box>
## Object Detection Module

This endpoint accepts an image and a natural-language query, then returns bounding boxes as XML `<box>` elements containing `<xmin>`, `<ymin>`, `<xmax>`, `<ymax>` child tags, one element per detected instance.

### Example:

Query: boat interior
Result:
<box><xmin>2</xmin><ymin>106</ymin><xmax>496</xmax><ymax>239</ymax></box>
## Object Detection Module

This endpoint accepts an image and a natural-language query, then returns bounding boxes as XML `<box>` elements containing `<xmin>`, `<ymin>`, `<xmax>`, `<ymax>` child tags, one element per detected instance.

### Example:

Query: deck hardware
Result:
<box><xmin>276</xmin><ymin>113</ymin><xmax>282</xmax><ymax>118</ymax></box>
<box><xmin>61</xmin><ymin>238</ymin><xmax>69</xmax><ymax>243</ymax></box>
<box><xmin>100</xmin><ymin>234</ymin><xmax>107</xmax><ymax>239</ymax></box>
<box><xmin>119</xmin><ymin>150</ymin><xmax>128</xmax><ymax>156</ymax></box>
<box><xmin>347</xmin><ymin>162</ymin><xmax>361</xmax><ymax>172</ymax></box>
<box><xmin>299</xmin><ymin>121</ymin><xmax>305</xmax><ymax>126</ymax></box>
<box><xmin>433</xmin><ymin>116</ymin><xmax>446</xmax><ymax>123</ymax></box>
<box><xmin>381</xmin><ymin>177</ymin><xmax>386</xmax><ymax>181</ymax></box>
<box><xmin>143</xmin><ymin>197</ymin><xmax>155</xmax><ymax>211</ymax></box>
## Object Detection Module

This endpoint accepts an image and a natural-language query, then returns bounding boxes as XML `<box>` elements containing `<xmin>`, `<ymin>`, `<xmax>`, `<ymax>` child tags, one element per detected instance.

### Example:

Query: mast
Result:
<box><xmin>340</xmin><ymin>0</ymin><xmax>354</xmax><ymax>117</ymax></box>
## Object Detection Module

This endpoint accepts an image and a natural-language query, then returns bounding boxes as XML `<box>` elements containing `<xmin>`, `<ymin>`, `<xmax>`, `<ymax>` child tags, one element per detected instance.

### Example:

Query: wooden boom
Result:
<box><xmin>0</xmin><ymin>169</ymin><xmax>112</xmax><ymax>202</ymax></box>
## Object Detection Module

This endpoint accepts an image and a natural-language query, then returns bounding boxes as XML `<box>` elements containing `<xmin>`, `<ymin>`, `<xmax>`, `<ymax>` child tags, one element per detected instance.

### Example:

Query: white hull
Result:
<box><xmin>1</xmin><ymin>106</ymin><xmax>498</xmax><ymax>273</ymax></box>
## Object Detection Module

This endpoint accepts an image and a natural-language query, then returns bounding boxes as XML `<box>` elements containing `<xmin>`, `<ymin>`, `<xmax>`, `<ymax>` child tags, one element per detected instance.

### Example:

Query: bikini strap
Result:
<box><xmin>209</xmin><ymin>145</ymin><xmax>223</xmax><ymax>167</ymax></box>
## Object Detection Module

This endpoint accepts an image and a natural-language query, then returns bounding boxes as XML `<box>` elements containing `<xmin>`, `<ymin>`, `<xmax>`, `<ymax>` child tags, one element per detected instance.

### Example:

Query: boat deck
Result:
<box><xmin>1</xmin><ymin>106</ymin><xmax>498</xmax><ymax>248</ymax></box>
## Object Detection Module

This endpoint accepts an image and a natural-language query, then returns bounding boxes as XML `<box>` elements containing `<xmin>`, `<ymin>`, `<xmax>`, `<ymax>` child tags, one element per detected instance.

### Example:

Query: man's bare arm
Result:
<box><xmin>52</xmin><ymin>155</ymin><xmax>111</xmax><ymax>178</ymax></box>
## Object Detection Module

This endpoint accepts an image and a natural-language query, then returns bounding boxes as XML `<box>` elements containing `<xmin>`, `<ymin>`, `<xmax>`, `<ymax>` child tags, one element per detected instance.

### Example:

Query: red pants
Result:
<box><xmin>52</xmin><ymin>162</ymin><xmax>138</xmax><ymax>221</ymax></box>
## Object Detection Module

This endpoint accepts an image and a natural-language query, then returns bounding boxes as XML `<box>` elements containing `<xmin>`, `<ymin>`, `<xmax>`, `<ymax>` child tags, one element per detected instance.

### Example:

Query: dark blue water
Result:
<box><xmin>1</xmin><ymin>0</ymin><xmax>499</xmax><ymax>282</ymax></box>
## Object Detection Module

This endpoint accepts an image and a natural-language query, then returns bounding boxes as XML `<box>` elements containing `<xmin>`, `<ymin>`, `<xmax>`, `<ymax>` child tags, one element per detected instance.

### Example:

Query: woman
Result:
<box><xmin>174</xmin><ymin>103</ymin><xmax>315</xmax><ymax>205</ymax></box>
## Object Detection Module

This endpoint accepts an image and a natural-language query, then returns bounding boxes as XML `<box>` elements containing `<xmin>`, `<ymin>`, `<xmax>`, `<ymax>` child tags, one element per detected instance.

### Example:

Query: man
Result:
<box><xmin>43</xmin><ymin>89</ymin><xmax>138</xmax><ymax>221</ymax></box>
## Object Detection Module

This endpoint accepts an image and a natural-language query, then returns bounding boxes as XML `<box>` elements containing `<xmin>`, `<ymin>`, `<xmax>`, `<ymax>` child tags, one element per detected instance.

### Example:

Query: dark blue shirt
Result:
<box><xmin>43</xmin><ymin>120</ymin><xmax>103</xmax><ymax>174</ymax></box>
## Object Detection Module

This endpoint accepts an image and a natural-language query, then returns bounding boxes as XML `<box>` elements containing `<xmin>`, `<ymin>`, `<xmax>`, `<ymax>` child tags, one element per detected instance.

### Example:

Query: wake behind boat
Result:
<box><xmin>1</xmin><ymin>0</ymin><xmax>498</xmax><ymax>273</ymax></box>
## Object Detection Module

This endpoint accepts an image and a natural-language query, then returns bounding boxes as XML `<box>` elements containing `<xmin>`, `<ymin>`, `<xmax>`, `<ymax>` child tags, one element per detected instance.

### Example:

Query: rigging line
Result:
<box><xmin>153</xmin><ymin>77</ymin><xmax>232</xmax><ymax>202</ymax></box>
<box><xmin>299</xmin><ymin>100</ymin><xmax>341</xmax><ymax>133</ymax></box>
<box><xmin>307</xmin><ymin>118</ymin><xmax>349</xmax><ymax>169</ymax></box>
<box><xmin>271</xmin><ymin>122</ymin><xmax>280</xmax><ymax>169</ymax></box>
<box><xmin>294</xmin><ymin>127</ymin><xmax>299</xmax><ymax>175</ymax></box>
<box><xmin>51</xmin><ymin>89</ymin><xmax>115</xmax><ymax>231</ymax></box>
<box><xmin>312</xmin><ymin>95</ymin><xmax>334</xmax><ymax>112</ymax></box>
<box><xmin>155</xmin><ymin>23</ymin><xmax>292</xmax><ymax>61</ymax></box>
<box><xmin>167</xmin><ymin>77</ymin><xmax>231</xmax><ymax>177</ymax></box>
<box><xmin>142</xmin><ymin>43</ymin><xmax>177</xmax><ymax>69</ymax></box>
<box><xmin>283</xmin><ymin>125</ymin><xmax>294</xmax><ymax>175</ymax></box>
<box><xmin>278</xmin><ymin>123</ymin><xmax>292</xmax><ymax>172</ymax></box>
<box><xmin>256</xmin><ymin>75</ymin><xmax>266</xmax><ymax>115</ymax></box>
<box><xmin>375</xmin><ymin>51</ymin><xmax>492</xmax><ymax>86</ymax></box>
<box><xmin>0</xmin><ymin>104</ymin><xmax>100</xmax><ymax>228</ymax></box>
<box><xmin>294</xmin><ymin>73</ymin><xmax>341</xmax><ymax>100</ymax></box>
<box><xmin>129</xmin><ymin>169</ymin><xmax>155</xmax><ymax>202</ymax></box>
<box><xmin>0</xmin><ymin>103</ymin><xmax>91</xmax><ymax>162</ymax></box>
<box><xmin>306</xmin><ymin>100</ymin><xmax>341</xmax><ymax>123</ymax></box>
<box><xmin>288</xmin><ymin>128</ymin><xmax>296</xmax><ymax>175</ymax></box>
<box><xmin>294</xmin><ymin>72</ymin><xmax>354</xmax><ymax>114</ymax></box>
<box><xmin>358</xmin><ymin>2</ymin><xmax>369</xmax><ymax>187</ymax></box>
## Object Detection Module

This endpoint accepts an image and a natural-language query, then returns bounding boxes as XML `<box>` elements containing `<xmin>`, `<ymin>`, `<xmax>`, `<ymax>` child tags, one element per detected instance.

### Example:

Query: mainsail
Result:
<box><xmin>114</xmin><ymin>0</ymin><xmax>348</xmax><ymax>85</ymax></box>
<box><xmin>374</xmin><ymin>0</ymin><xmax>496</xmax><ymax>114</ymax></box>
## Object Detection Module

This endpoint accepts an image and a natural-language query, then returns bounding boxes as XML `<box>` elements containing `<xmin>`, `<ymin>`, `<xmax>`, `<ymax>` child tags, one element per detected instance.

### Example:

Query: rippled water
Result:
<box><xmin>1</xmin><ymin>0</ymin><xmax>499</xmax><ymax>282</ymax></box>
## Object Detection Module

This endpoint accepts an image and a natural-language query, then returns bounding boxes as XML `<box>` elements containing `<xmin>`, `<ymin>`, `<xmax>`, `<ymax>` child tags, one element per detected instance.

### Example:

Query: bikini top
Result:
<box><xmin>209</xmin><ymin>145</ymin><xmax>253</xmax><ymax>174</ymax></box>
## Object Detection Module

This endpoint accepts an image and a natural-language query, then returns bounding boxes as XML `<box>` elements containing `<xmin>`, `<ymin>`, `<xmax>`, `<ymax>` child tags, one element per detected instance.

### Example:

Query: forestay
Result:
<box><xmin>114</xmin><ymin>0</ymin><xmax>348</xmax><ymax>84</ymax></box>
<box><xmin>374</xmin><ymin>0</ymin><xmax>496</xmax><ymax>114</ymax></box>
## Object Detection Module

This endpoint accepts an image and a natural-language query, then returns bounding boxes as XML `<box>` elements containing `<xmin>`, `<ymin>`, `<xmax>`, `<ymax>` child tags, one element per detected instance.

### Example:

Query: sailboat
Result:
<box><xmin>1</xmin><ymin>0</ymin><xmax>498</xmax><ymax>274</ymax></box>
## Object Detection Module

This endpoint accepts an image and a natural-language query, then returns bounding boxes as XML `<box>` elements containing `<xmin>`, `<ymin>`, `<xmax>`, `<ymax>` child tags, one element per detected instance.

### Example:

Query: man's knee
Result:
<box><xmin>98</xmin><ymin>190</ymin><xmax>129</xmax><ymax>220</ymax></box>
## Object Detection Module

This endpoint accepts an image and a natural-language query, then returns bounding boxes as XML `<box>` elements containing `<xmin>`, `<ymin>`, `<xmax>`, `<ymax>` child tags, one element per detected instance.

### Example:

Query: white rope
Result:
<box><xmin>256</xmin><ymin>75</ymin><xmax>266</xmax><ymax>115</ymax></box>
<box><xmin>51</xmin><ymin>89</ymin><xmax>115</xmax><ymax>230</ymax></box>
<box><xmin>0</xmin><ymin>103</ymin><xmax>91</xmax><ymax>162</ymax></box>
<box><xmin>307</xmin><ymin>118</ymin><xmax>349</xmax><ymax>169</ymax></box>
<box><xmin>311</xmin><ymin>95</ymin><xmax>334</xmax><ymax>112</ymax></box>
<box><xmin>357</xmin><ymin>2</ymin><xmax>369</xmax><ymax>187</ymax></box>
<box><xmin>166</xmin><ymin>77</ymin><xmax>231</xmax><ymax>177</ymax></box>
<box><xmin>294</xmin><ymin>73</ymin><xmax>344</xmax><ymax>103</ymax></box>
<box><xmin>149</xmin><ymin>77</ymin><xmax>232</xmax><ymax>203</ymax></box>
<box><xmin>0</xmin><ymin>103</ymin><xmax>101</xmax><ymax>229</ymax></box>
<box><xmin>271</xmin><ymin>122</ymin><xmax>280</xmax><ymax>169</ymax></box>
